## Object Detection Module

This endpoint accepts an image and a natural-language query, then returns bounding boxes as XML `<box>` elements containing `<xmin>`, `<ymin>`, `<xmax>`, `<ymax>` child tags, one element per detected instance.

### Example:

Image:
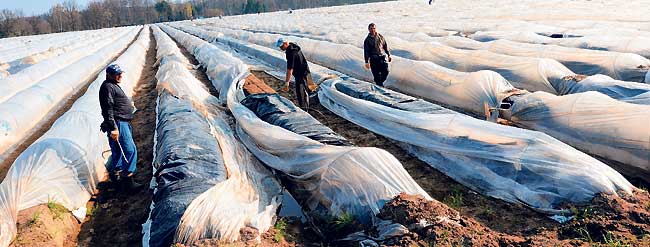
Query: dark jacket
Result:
<box><xmin>285</xmin><ymin>43</ymin><xmax>310</xmax><ymax>78</ymax></box>
<box><xmin>99</xmin><ymin>78</ymin><xmax>134</xmax><ymax>132</ymax></box>
<box><xmin>364</xmin><ymin>33</ymin><xmax>390</xmax><ymax>63</ymax></box>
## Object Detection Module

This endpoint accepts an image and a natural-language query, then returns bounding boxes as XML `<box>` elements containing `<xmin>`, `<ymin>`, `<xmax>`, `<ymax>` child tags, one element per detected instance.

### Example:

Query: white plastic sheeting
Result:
<box><xmin>240</xmin><ymin>28</ymin><xmax>576</xmax><ymax>95</ymax></box>
<box><xmin>205</xmin><ymin>31</ymin><xmax>633</xmax><ymax>213</ymax></box>
<box><xmin>502</xmin><ymin>91</ymin><xmax>650</xmax><ymax>176</ymax></box>
<box><xmin>175</xmin><ymin>24</ymin><xmax>650</xmax><ymax>176</ymax></box>
<box><xmin>178</xmin><ymin>25</ymin><xmax>515</xmax><ymax>116</ymax></box>
<box><xmin>0</xmin><ymin>27</ymin><xmax>136</xmax><ymax>104</ymax></box>
<box><xmin>144</xmin><ymin>25</ymin><xmax>281</xmax><ymax>246</ymax></box>
<box><xmin>434</xmin><ymin>36</ymin><xmax>650</xmax><ymax>84</ymax></box>
<box><xmin>0</xmin><ymin>28</ymin><xmax>112</xmax><ymax>64</ymax></box>
<box><xmin>160</xmin><ymin>24</ymin><xmax>432</xmax><ymax>226</ymax></box>
<box><xmin>0</xmin><ymin>29</ymin><xmax>124</xmax><ymax>78</ymax></box>
<box><xmin>471</xmin><ymin>31</ymin><xmax>650</xmax><ymax>61</ymax></box>
<box><xmin>0</xmin><ymin>26</ymin><xmax>149</xmax><ymax>247</ymax></box>
<box><xmin>0</xmin><ymin>27</ymin><xmax>139</xmax><ymax>162</ymax></box>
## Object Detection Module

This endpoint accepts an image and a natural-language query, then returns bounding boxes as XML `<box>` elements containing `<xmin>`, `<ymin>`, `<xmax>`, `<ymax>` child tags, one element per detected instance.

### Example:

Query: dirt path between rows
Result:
<box><xmin>0</xmin><ymin>29</ymin><xmax>143</xmax><ymax>181</ymax></box>
<box><xmin>250</xmin><ymin>70</ymin><xmax>561</xmax><ymax>237</ymax></box>
<box><xmin>77</xmin><ymin>28</ymin><xmax>157</xmax><ymax>247</ymax></box>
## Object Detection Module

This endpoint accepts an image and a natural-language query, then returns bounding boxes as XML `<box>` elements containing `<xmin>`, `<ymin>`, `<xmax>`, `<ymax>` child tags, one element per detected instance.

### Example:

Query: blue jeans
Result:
<box><xmin>107</xmin><ymin>121</ymin><xmax>137</xmax><ymax>176</ymax></box>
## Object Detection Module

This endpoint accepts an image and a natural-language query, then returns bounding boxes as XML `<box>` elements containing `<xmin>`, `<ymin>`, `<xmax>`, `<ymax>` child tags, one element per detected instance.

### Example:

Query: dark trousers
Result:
<box><xmin>369</xmin><ymin>56</ymin><xmax>389</xmax><ymax>86</ymax></box>
<box><xmin>295</xmin><ymin>74</ymin><xmax>310</xmax><ymax>108</ymax></box>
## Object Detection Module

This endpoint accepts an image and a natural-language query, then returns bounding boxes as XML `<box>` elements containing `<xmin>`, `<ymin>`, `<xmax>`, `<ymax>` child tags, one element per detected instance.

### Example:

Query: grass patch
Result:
<box><xmin>576</xmin><ymin>226</ymin><xmax>593</xmax><ymax>243</ymax></box>
<box><xmin>86</xmin><ymin>204</ymin><xmax>97</xmax><ymax>217</ymax></box>
<box><xmin>333</xmin><ymin>213</ymin><xmax>354</xmax><ymax>231</ymax></box>
<box><xmin>47</xmin><ymin>198</ymin><xmax>68</xmax><ymax>220</ymax></box>
<box><xmin>570</xmin><ymin>206</ymin><xmax>594</xmax><ymax>221</ymax></box>
<box><xmin>273</xmin><ymin>218</ymin><xmax>288</xmax><ymax>243</ymax></box>
<box><xmin>444</xmin><ymin>189</ymin><xmax>463</xmax><ymax>210</ymax></box>
<box><xmin>602</xmin><ymin>231</ymin><xmax>629</xmax><ymax>247</ymax></box>
<box><xmin>481</xmin><ymin>206</ymin><xmax>494</xmax><ymax>218</ymax></box>
<box><xmin>28</xmin><ymin>210</ymin><xmax>41</xmax><ymax>226</ymax></box>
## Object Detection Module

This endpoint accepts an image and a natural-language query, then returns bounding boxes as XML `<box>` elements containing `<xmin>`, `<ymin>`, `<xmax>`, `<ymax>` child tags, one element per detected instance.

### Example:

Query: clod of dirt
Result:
<box><xmin>373</xmin><ymin>193</ymin><xmax>577</xmax><ymax>247</ymax></box>
<box><xmin>239</xmin><ymin>226</ymin><xmax>260</xmax><ymax>243</ymax></box>
<box><xmin>11</xmin><ymin>205</ymin><xmax>80</xmax><ymax>247</ymax></box>
<box><xmin>558</xmin><ymin>189</ymin><xmax>650</xmax><ymax>246</ymax></box>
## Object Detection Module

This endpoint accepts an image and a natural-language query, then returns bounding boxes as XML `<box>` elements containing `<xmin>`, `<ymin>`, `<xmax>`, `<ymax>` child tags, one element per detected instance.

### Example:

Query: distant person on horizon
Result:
<box><xmin>277</xmin><ymin>38</ymin><xmax>313</xmax><ymax>108</ymax></box>
<box><xmin>364</xmin><ymin>23</ymin><xmax>391</xmax><ymax>86</ymax></box>
<box><xmin>99</xmin><ymin>64</ymin><xmax>141</xmax><ymax>191</ymax></box>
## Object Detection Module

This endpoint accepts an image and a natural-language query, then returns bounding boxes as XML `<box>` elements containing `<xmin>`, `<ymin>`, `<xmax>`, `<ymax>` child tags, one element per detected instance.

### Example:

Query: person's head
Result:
<box><xmin>276</xmin><ymin>38</ymin><xmax>289</xmax><ymax>51</ymax></box>
<box><xmin>368</xmin><ymin>23</ymin><xmax>377</xmax><ymax>36</ymax></box>
<box><xmin>106</xmin><ymin>64</ymin><xmax>124</xmax><ymax>82</ymax></box>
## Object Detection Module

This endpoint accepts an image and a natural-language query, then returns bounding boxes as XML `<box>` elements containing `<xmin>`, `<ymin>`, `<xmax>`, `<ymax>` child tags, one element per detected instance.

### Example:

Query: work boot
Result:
<box><xmin>120</xmin><ymin>174</ymin><xmax>143</xmax><ymax>192</ymax></box>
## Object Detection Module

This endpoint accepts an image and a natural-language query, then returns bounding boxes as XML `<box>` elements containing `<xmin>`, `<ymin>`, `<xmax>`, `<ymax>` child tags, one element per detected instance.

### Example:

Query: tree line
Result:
<box><xmin>0</xmin><ymin>0</ymin><xmax>389</xmax><ymax>38</ymax></box>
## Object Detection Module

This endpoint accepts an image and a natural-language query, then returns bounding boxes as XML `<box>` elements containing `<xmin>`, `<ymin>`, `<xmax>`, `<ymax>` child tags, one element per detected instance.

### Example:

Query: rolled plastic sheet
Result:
<box><xmin>0</xmin><ymin>26</ymin><xmax>149</xmax><ymax>247</ymax></box>
<box><xmin>198</xmin><ymin>31</ymin><xmax>634</xmax><ymax>213</ymax></box>
<box><xmin>159</xmin><ymin>24</ymin><xmax>432</xmax><ymax>226</ymax></box>
<box><xmin>143</xmin><ymin>25</ymin><xmax>282</xmax><ymax>247</ymax></box>
<box><xmin>503</xmin><ymin>91</ymin><xmax>650</xmax><ymax>176</ymax></box>
<box><xmin>174</xmin><ymin>25</ymin><xmax>515</xmax><ymax>116</ymax></box>
<box><xmin>319</xmin><ymin>78</ymin><xmax>633</xmax><ymax>213</ymax></box>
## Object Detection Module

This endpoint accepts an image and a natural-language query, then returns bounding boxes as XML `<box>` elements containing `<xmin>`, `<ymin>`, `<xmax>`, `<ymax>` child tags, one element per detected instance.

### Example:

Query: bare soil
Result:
<box><xmin>77</xmin><ymin>28</ymin><xmax>158</xmax><ymax>247</ymax></box>
<box><xmin>11</xmin><ymin>205</ymin><xmax>80</xmax><ymax>247</ymax></box>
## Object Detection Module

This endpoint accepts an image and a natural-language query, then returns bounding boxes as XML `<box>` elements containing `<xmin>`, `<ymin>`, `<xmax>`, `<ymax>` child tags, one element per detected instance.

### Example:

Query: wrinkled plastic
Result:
<box><xmin>1</xmin><ymin>29</ymin><xmax>122</xmax><ymax>78</ymax></box>
<box><xmin>241</xmin><ymin>93</ymin><xmax>352</xmax><ymax>146</ymax></box>
<box><xmin>160</xmin><ymin>24</ymin><xmax>432</xmax><ymax>226</ymax></box>
<box><xmin>0</xmin><ymin>26</ymin><xmax>149</xmax><ymax>247</ymax></box>
<box><xmin>319</xmin><ymin>78</ymin><xmax>633</xmax><ymax>212</ymax></box>
<box><xmin>504</xmin><ymin>91</ymin><xmax>650</xmax><ymax>174</ymax></box>
<box><xmin>471</xmin><ymin>31</ymin><xmax>650</xmax><ymax>61</ymax></box>
<box><xmin>0</xmin><ymin>27</ymin><xmax>139</xmax><ymax>162</ymax></box>
<box><xmin>436</xmin><ymin>37</ymin><xmax>650</xmax><ymax>83</ymax></box>
<box><xmin>0</xmin><ymin>27</ymin><xmax>135</xmax><ymax>104</ymax></box>
<box><xmin>174</xmin><ymin>25</ymin><xmax>650</xmax><ymax>176</ymax></box>
<box><xmin>177</xmin><ymin>26</ymin><xmax>514</xmax><ymax>116</ymax></box>
<box><xmin>143</xmin><ymin>25</ymin><xmax>282</xmax><ymax>247</ymax></box>
<box><xmin>198</xmin><ymin>30</ymin><xmax>634</xmax><ymax>213</ymax></box>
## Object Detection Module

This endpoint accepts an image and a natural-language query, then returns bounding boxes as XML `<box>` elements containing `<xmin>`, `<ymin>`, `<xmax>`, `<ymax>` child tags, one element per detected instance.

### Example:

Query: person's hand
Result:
<box><xmin>388</xmin><ymin>56</ymin><xmax>392</xmax><ymax>62</ymax></box>
<box><xmin>365</xmin><ymin>63</ymin><xmax>370</xmax><ymax>70</ymax></box>
<box><xmin>282</xmin><ymin>82</ymin><xmax>290</xmax><ymax>92</ymax></box>
<box><xmin>110</xmin><ymin>130</ymin><xmax>119</xmax><ymax>140</ymax></box>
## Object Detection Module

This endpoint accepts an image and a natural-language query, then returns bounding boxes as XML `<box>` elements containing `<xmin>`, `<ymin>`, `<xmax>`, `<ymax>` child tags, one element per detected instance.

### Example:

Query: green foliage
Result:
<box><xmin>570</xmin><ymin>206</ymin><xmax>594</xmax><ymax>221</ymax></box>
<box><xmin>28</xmin><ymin>210</ymin><xmax>40</xmax><ymax>226</ymax></box>
<box><xmin>576</xmin><ymin>226</ymin><xmax>593</xmax><ymax>243</ymax></box>
<box><xmin>86</xmin><ymin>204</ymin><xmax>97</xmax><ymax>217</ymax></box>
<box><xmin>47</xmin><ymin>198</ymin><xmax>68</xmax><ymax>220</ymax></box>
<box><xmin>273</xmin><ymin>218</ymin><xmax>288</xmax><ymax>243</ymax></box>
<box><xmin>444</xmin><ymin>189</ymin><xmax>463</xmax><ymax>210</ymax></box>
<box><xmin>333</xmin><ymin>212</ymin><xmax>354</xmax><ymax>230</ymax></box>
<box><xmin>602</xmin><ymin>231</ymin><xmax>629</xmax><ymax>247</ymax></box>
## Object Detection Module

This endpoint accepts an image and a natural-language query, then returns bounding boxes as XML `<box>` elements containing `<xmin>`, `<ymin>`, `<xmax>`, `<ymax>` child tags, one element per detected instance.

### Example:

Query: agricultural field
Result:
<box><xmin>0</xmin><ymin>0</ymin><xmax>649</xmax><ymax>246</ymax></box>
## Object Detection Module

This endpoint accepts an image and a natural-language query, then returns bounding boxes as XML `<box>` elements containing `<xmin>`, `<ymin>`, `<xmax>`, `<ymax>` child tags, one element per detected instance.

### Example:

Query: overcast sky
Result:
<box><xmin>2</xmin><ymin>0</ymin><xmax>91</xmax><ymax>16</ymax></box>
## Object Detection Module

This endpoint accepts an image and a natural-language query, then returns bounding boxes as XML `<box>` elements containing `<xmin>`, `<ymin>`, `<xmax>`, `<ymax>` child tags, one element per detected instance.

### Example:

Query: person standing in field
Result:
<box><xmin>99</xmin><ymin>64</ymin><xmax>141</xmax><ymax>191</ymax></box>
<box><xmin>364</xmin><ymin>23</ymin><xmax>392</xmax><ymax>86</ymax></box>
<box><xmin>277</xmin><ymin>38</ymin><xmax>313</xmax><ymax>108</ymax></box>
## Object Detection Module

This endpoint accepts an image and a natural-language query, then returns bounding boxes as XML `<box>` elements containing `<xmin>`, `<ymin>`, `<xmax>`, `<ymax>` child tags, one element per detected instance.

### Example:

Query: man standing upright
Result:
<box><xmin>364</xmin><ymin>23</ymin><xmax>392</xmax><ymax>86</ymax></box>
<box><xmin>277</xmin><ymin>38</ymin><xmax>312</xmax><ymax>108</ymax></box>
<box><xmin>99</xmin><ymin>64</ymin><xmax>140</xmax><ymax>190</ymax></box>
